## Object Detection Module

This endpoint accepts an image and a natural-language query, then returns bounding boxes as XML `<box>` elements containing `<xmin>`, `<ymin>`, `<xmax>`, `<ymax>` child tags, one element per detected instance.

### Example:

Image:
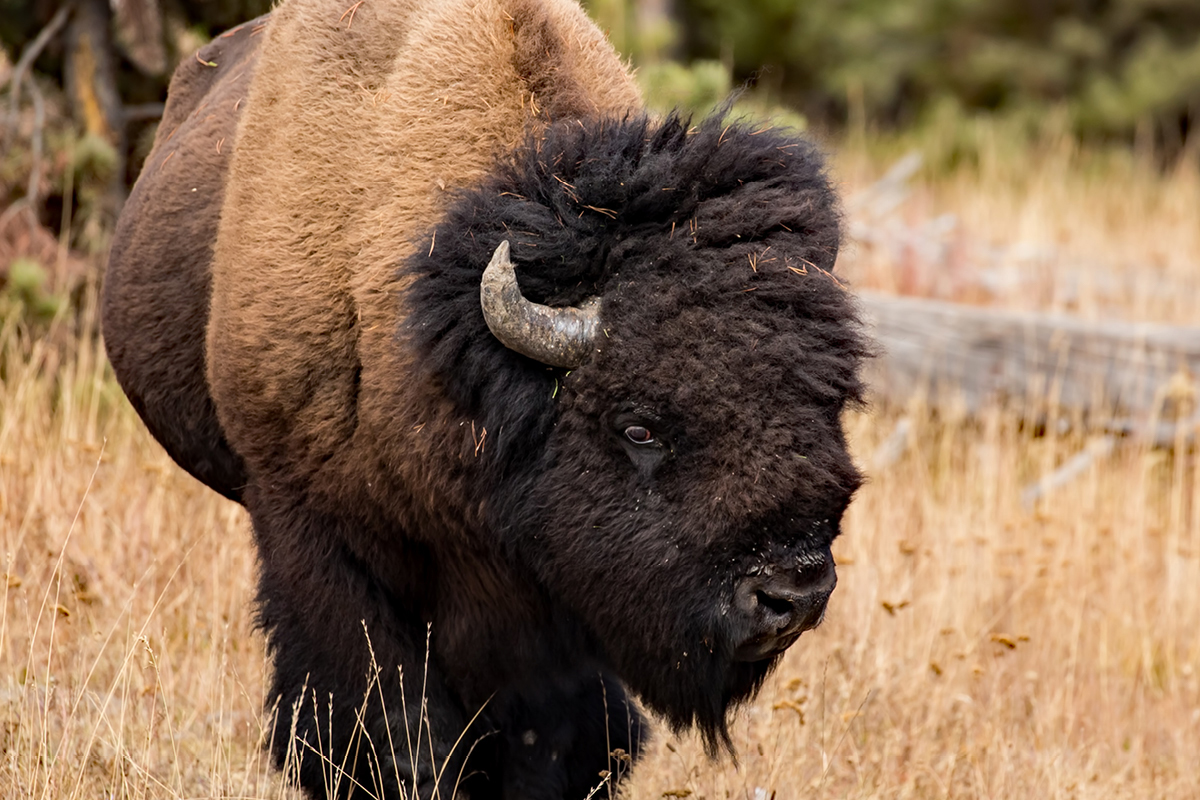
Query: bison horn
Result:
<box><xmin>480</xmin><ymin>240</ymin><xmax>602</xmax><ymax>368</ymax></box>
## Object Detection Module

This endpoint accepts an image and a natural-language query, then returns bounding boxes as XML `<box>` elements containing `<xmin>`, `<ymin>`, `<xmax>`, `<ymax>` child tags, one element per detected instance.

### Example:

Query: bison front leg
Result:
<box><xmin>497</xmin><ymin>671</ymin><xmax>647</xmax><ymax>800</ymax></box>
<box><xmin>247</xmin><ymin>487</ymin><xmax>477</xmax><ymax>799</ymax></box>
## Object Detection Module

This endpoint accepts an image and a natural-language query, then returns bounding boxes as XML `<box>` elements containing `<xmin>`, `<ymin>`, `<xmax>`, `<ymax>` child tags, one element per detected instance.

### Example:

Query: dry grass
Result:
<box><xmin>833</xmin><ymin>123</ymin><xmax>1200</xmax><ymax>326</ymax></box>
<box><xmin>2</xmin><ymin>134</ymin><xmax>1198</xmax><ymax>799</ymax></box>
<box><xmin>0</xmin><ymin>292</ymin><xmax>291</xmax><ymax>798</ymax></box>
<box><xmin>626</xmin><ymin>408</ymin><xmax>1200</xmax><ymax>799</ymax></box>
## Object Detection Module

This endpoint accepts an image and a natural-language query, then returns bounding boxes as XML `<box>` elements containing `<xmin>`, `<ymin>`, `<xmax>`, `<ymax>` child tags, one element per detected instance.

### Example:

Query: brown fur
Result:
<box><xmin>191</xmin><ymin>3</ymin><xmax>645</xmax><ymax>793</ymax></box>
<box><xmin>207</xmin><ymin>0</ymin><xmax>641</xmax><ymax>523</ymax></box>
<box><xmin>103</xmin><ymin>18</ymin><xmax>265</xmax><ymax>501</ymax></box>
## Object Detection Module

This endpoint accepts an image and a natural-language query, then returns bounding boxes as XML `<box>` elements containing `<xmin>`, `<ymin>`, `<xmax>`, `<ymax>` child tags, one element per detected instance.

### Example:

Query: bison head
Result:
<box><xmin>405</xmin><ymin>112</ymin><xmax>869</xmax><ymax>748</ymax></box>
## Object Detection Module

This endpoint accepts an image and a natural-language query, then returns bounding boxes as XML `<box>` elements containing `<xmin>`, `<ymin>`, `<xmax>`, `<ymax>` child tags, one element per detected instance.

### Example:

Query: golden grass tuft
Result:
<box><xmin>0</xmin><ymin>291</ymin><xmax>293</xmax><ymax>798</ymax></box>
<box><xmin>1</xmin><ymin>133</ymin><xmax>1198</xmax><ymax>798</ymax></box>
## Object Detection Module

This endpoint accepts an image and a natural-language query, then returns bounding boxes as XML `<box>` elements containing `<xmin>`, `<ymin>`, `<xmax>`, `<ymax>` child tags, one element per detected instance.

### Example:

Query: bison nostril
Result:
<box><xmin>732</xmin><ymin>554</ymin><xmax>836</xmax><ymax>662</ymax></box>
<box><xmin>754</xmin><ymin>589</ymin><xmax>795</xmax><ymax>619</ymax></box>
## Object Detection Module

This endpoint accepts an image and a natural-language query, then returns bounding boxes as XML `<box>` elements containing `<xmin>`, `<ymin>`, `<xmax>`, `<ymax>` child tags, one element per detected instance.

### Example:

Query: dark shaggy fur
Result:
<box><xmin>403</xmin><ymin>112</ymin><xmax>869</xmax><ymax>748</ymax></box>
<box><xmin>105</xmin><ymin>18</ymin><xmax>869</xmax><ymax>800</ymax></box>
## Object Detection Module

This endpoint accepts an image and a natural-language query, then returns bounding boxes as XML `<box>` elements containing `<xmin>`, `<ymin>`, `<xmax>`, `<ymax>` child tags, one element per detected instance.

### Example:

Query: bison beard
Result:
<box><xmin>102</xmin><ymin>2</ymin><xmax>870</xmax><ymax>798</ymax></box>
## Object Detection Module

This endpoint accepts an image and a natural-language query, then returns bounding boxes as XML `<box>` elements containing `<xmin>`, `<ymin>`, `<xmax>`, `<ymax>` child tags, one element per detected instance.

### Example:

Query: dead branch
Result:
<box><xmin>870</xmin><ymin>416</ymin><xmax>912</xmax><ymax>470</ymax></box>
<box><xmin>24</xmin><ymin>71</ymin><xmax>46</xmax><ymax>206</ymax></box>
<box><xmin>2</xmin><ymin>6</ymin><xmax>71</xmax><ymax>153</ymax></box>
<box><xmin>1021</xmin><ymin>436</ymin><xmax>1116</xmax><ymax>508</ymax></box>
<box><xmin>122</xmin><ymin>102</ymin><xmax>165</xmax><ymax>123</ymax></box>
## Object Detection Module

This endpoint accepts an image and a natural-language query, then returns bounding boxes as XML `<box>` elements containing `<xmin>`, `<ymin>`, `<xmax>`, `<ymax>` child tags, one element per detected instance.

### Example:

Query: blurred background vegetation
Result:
<box><xmin>591</xmin><ymin>0</ymin><xmax>1200</xmax><ymax>153</ymax></box>
<box><xmin>0</xmin><ymin>0</ymin><xmax>1198</xmax><ymax>331</ymax></box>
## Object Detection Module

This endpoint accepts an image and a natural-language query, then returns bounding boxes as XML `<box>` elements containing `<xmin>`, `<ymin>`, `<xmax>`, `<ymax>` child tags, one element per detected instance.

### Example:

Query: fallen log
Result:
<box><xmin>860</xmin><ymin>291</ymin><xmax>1200</xmax><ymax>424</ymax></box>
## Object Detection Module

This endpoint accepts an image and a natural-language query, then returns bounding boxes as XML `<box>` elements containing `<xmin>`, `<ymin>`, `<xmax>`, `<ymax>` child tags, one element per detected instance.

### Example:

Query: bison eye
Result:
<box><xmin>624</xmin><ymin>425</ymin><xmax>655</xmax><ymax>445</ymax></box>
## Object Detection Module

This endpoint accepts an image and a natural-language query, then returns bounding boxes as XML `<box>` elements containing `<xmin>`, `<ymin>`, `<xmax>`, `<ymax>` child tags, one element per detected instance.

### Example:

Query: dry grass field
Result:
<box><xmin>2</xmin><ymin>135</ymin><xmax>1198</xmax><ymax>799</ymax></box>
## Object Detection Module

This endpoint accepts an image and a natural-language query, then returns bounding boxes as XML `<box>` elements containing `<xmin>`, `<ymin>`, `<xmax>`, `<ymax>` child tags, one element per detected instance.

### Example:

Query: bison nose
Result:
<box><xmin>731</xmin><ymin>556</ymin><xmax>836</xmax><ymax>662</ymax></box>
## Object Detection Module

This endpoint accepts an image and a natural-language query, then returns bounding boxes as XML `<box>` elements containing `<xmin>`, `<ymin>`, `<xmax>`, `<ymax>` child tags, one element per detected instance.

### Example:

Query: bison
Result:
<box><xmin>101</xmin><ymin>0</ymin><xmax>870</xmax><ymax>797</ymax></box>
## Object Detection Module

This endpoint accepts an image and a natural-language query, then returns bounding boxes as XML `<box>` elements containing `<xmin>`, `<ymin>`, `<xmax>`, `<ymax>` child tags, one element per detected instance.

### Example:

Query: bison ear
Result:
<box><xmin>480</xmin><ymin>240</ymin><xmax>601</xmax><ymax>368</ymax></box>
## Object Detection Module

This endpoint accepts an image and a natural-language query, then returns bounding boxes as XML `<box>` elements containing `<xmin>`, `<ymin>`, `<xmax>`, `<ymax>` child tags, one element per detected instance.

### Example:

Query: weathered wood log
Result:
<box><xmin>860</xmin><ymin>291</ymin><xmax>1200</xmax><ymax>422</ymax></box>
<box><xmin>1</xmin><ymin>6</ymin><xmax>70</xmax><ymax>156</ymax></box>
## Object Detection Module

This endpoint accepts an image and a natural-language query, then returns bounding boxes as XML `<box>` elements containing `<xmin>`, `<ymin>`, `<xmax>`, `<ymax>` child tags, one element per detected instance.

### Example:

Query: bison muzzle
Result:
<box><xmin>101</xmin><ymin>0</ymin><xmax>871</xmax><ymax>797</ymax></box>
